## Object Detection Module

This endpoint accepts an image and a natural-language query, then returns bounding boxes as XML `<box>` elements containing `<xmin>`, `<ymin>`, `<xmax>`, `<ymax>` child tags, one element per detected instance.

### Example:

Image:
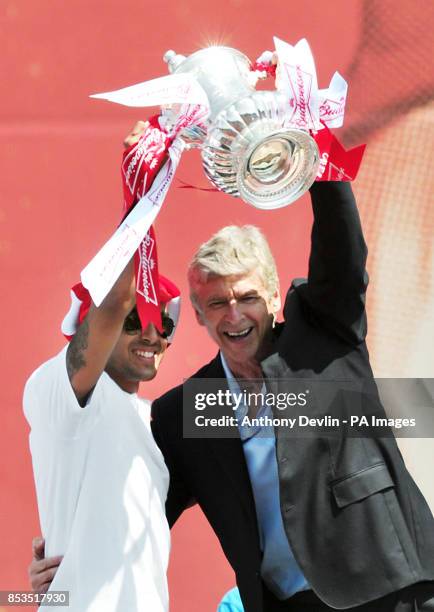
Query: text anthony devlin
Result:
<box><xmin>194</xmin><ymin>415</ymin><xmax>341</xmax><ymax>428</ymax></box>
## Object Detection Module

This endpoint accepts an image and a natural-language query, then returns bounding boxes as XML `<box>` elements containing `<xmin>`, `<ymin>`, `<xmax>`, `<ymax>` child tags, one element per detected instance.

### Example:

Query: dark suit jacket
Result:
<box><xmin>152</xmin><ymin>182</ymin><xmax>434</xmax><ymax>611</ymax></box>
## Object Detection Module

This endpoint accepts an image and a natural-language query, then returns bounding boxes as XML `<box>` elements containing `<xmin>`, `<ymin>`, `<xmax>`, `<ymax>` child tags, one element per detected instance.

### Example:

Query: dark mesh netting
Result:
<box><xmin>340</xmin><ymin>0</ymin><xmax>434</xmax><ymax>378</ymax></box>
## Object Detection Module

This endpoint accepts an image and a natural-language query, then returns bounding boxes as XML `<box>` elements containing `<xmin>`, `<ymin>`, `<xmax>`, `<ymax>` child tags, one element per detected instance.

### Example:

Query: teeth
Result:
<box><xmin>226</xmin><ymin>328</ymin><xmax>251</xmax><ymax>338</ymax></box>
<box><xmin>135</xmin><ymin>350</ymin><xmax>154</xmax><ymax>358</ymax></box>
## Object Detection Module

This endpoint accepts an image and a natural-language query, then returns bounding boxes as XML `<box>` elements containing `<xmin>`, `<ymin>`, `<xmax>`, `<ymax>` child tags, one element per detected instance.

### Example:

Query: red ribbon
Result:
<box><xmin>121</xmin><ymin>115</ymin><xmax>171</xmax><ymax>214</ymax></box>
<box><xmin>252</xmin><ymin>61</ymin><xmax>277</xmax><ymax>78</ymax></box>
<box><xmin>313</xmin><ymin>124</ymin><xmax>366</xmax><ymax>182</ymax></box>
<box><xmin>121</xmin><ymin>115</ymin><xmax>172</xmax><ymax>333</ymax></box>
<box><xmin>176</xmin><ymin>178</ymin><xmax>219</xmax><ymax>192</ymax></box>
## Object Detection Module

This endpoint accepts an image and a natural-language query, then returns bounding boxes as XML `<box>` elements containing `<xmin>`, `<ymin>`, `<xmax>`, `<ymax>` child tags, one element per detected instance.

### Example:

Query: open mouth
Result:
<box><xmin>132</xmin><ymin>349</ymin><xmax>156</xmax><ymax>362</ymax></box>
<box><xmin>223</xmin><ymin>327</ymin><xmax>253</xmax><ymax>342</ymax></box>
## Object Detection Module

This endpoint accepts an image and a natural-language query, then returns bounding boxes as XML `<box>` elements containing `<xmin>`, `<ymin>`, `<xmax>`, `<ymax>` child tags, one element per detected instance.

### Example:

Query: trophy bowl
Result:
<box><xmin>202</xmin><ymin>90</ymin><xmax>319</xmax><ymax>209</ymax></box>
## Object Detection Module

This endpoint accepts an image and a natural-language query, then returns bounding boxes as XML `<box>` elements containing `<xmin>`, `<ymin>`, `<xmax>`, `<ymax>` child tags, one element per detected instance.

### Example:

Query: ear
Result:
<box><xmin>271</xmin><ymin>288</ymin><xmax>281</xmax><ymax>315</ymax></box>
<box><xmin>194</xmin><ymin>307</ymin><xmax>206</xmax><ymax>327</ymax></box>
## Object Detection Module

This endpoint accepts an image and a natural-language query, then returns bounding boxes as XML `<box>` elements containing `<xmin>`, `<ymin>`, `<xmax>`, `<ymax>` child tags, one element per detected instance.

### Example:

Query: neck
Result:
<box><xmin>222</xmin><ymin>333</ymin><xmax>274</xmax><ymax>381</ymax></box>
<box><xmin>223</xmin><ymin>355</ymin><xmax>263</xmax><ymax>381</ymax></box>
<box><xmin>106</xmin><ymin>369</ymin><xmax>139</xmax><ymax>394</ymax></box>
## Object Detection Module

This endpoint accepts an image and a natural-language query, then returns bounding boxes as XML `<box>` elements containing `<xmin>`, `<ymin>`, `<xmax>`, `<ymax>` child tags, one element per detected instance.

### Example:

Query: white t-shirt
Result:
<box><xmin>23</xmin><ymin>347</ymin><xmax>170</xmax><ymax>612</ymax></box>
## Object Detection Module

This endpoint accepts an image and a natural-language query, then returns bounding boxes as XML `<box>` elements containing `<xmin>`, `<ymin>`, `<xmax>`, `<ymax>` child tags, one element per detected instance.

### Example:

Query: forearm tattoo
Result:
<box><xmin>66</xmin><ymin>319</ymin><xmax>89</xmax><ymax>381</ymax></box>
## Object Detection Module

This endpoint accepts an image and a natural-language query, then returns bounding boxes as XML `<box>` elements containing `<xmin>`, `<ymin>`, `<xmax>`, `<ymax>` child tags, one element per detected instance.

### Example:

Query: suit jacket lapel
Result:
<box><xmin>199</xmin><ymin>354</ymin><xmax>259</xmax><ymax>532</ymax></box>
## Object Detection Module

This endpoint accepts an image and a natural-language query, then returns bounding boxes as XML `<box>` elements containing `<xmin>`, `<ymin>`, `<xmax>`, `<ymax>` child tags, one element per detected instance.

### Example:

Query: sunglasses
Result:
<box><xmin>123</xmin><ymin>308</ymin><xmax>174</xmax><ymax>339</ymax></box>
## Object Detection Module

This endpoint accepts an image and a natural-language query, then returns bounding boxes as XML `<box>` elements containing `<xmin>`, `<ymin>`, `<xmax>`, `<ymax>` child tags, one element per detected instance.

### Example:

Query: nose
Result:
<box><xmin>224</xmin><ymin>300</ymin><xmax>243</xmax><ymax>324</ymax></box>
<box><xmin>139</xmin><ymin>322</ymin><xmax>161</xmax><ymax>344</ymax></box>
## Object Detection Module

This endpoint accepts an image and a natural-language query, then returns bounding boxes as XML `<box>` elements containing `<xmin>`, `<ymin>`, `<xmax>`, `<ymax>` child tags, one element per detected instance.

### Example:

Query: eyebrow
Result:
<box><xmin>206</xmin><ymin>290</ymin><xmax>260</xmax><ymax>304</ymax></box>
<box><xmin>206</xmin><ymin>295</ymin><xmax>228</xmax><ymax>305</ymax></box>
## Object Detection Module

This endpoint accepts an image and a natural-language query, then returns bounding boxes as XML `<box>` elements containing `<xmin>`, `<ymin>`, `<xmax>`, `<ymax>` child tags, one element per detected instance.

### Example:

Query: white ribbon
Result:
<box><xmin>90</xmin><ymin>72</ymin><xmax>209</xmax><ymax>109</ymax></box>
<box><xmin>81</xmin><ymin>139</ymin><xmax>184</xmax><ymax>306</ymax></box>
<box><xmin>318</xmin><ymin>72</ymin><xmax>348</xmax><ymax>129</ymax></box>
<box><xmin>274</xmin><ymin>37</ymin><xmax>320</xmax><ymax>131</ymax></box>
<box><xmin>273</xmin><ymin>37</ymin><xmax>348</xmax><ymax>132</ymax></box>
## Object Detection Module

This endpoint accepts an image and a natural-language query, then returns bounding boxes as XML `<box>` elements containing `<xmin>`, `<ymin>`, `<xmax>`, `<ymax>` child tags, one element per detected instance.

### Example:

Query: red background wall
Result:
<box><xmin>1</xmin><ymin>2</ymin><xmax>433</xmax><ymax>611</ymax></box>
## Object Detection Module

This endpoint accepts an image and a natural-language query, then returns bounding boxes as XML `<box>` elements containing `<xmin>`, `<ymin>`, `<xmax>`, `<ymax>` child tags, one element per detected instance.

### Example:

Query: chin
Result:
<box><xmin>140</xmin><ymin>369</ymin><xmax>157</xmax><ymax>382</ymax></box>
<box><xmin>227</xmin><ymin>349</ymin><xmax>256</xmax><ymax>365</ymax></box>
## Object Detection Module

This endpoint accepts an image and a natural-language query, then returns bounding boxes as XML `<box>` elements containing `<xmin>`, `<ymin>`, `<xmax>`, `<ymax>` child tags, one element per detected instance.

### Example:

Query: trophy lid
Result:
<box><xmin>163</xmin><ymin>46</ymin><xmax>252</xmax><ymax>75</ymax></box>
<box><xmin>163</xmin><ymin>46</ymin><xmax>254</xmax><ymax>121</ymax></box>
<box><xmin>163</xmin><ymin>50</ymin><xmax>187</xmax><ymax>73</ymax></box>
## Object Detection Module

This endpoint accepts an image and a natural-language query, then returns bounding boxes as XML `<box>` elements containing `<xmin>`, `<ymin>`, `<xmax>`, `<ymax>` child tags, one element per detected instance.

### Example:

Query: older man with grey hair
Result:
<box><xmin>151</xmin><ymin>180</ymin><xmax>434</xmax><ymax>611</ymax></box>
<box><xmin>188</xmin><ymin>224</ymin><xmax>281</xmax><ymax>382</ymax></box>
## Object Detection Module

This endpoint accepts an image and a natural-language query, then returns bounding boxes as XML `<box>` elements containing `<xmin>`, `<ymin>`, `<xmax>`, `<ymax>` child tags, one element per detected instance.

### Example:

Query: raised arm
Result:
<box><xmin>292</xmin><ymin>181</ymin><xmax>368</xmax><ymax>344</ymax></box>
<box><xmin>66</xmin><ymin>259</ymin><xmax>135</xmax><ymax>405</ymax></box>
<box><xmin>67</xmin><ymin>121</ymin><xmax>152</xmax><ymax>405</ymax></box>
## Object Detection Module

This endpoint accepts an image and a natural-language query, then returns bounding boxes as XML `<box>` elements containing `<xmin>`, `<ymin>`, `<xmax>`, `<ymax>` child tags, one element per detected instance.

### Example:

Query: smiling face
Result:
<box><xmin>105</xmin><ymin>313</ymin><xmax>168</xmax><ymax>394</ymax></box>
<box><xmin>190</xmin><ymin>269</ymin><xmax>281</xmax><ymax>376</ymax></box>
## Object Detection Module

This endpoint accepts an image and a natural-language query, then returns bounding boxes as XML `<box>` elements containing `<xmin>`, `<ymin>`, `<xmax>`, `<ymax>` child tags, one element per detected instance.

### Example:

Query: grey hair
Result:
<box><xmin>188</xmin><ymin>225</ymin><xmax>279</xmax><ymax>304</ymax></box>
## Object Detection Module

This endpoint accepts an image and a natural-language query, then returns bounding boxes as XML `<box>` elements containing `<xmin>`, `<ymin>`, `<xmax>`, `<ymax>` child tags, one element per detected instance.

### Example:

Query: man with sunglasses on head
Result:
<box><xmin>23</xmin><ymin>258</ymin><xmax>180</xmax><ymax>612</ymax></box>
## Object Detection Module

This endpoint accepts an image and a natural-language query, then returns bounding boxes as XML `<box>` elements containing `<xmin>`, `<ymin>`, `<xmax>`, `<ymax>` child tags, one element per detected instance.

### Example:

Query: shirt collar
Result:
<box><xmin>220</xmin><ymin>352</ymin><xmax>272</xmax><ymax>440</ymax></box>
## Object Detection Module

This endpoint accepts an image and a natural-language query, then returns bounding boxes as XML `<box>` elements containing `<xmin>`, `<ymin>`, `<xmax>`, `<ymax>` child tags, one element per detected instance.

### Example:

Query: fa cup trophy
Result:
<box><xmin>161</xmin><ymin>45</ymin><xmax>320</xmax><ymax>209</ymax></box>
<box><xmin>91</xmin><ymin>37</ymin><xmax>357</xmax><ymax>212</ymax></box>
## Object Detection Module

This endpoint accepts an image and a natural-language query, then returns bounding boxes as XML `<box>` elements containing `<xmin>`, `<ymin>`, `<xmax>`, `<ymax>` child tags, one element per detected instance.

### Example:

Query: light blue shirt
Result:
<box><xmin>220</xmin><ymin>353</ymin><xmax>309</xmax><ymax>600</ymax></box>
<box><xmin>217</xmin><ymin>586</ymin><xmax>244</xmax><ymax>611</ymax></box>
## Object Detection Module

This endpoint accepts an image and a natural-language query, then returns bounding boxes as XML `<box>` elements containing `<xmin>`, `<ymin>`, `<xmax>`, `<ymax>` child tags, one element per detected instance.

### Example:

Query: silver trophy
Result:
<box><xmin>162</xmin><ymin>46</ymin><xmax>319</xmax><ymax>210</ymax></box>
